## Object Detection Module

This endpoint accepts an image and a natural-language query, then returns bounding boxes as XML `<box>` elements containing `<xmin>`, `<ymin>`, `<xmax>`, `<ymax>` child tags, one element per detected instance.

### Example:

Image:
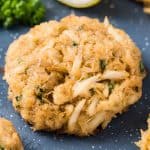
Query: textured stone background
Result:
<box><xmin>0</xmin><ymin>0</ymin><xmax>150</xmax><ymax>149</ymax></box>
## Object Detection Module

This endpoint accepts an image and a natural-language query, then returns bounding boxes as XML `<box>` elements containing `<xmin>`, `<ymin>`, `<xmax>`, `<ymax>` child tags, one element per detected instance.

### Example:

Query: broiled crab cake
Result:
<box><xmin>136</xmin><ymin>115</ymin><xmax>150</xmax><ymax>150</ymax></box>
<box><xmin>0</xmin><ymin>118</ymin><xmax>23</xmax><ymax>150</ymax></box>
<box><xmin>4</xmin><ymin>15</ymin><xmax>145</xmax><ymax>136</ymax></box>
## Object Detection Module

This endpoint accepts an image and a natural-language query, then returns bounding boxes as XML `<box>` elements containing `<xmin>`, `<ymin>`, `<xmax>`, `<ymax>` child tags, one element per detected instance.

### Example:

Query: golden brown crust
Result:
<box><xmin>4</xmin><ymin>15</ymin><xmax>145</xmax><ymax>136</ymax></box>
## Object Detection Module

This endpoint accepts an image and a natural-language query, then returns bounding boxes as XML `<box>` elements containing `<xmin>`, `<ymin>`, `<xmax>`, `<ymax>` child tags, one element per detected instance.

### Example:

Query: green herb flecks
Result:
<box><xmin>139</xmin><ymin>61</ymin><xmax>145</xmax><ymax>73</ymax></box>
<box><xmin>99</xmin><ymin>59</ymin><xmax>106</xmax><ymax>72</ymax></box>
<box><xmin>35</xmin><ymin>86</ymin><xmax>45</xmax><ymax>102</ymax></box>
<box><xmin>24</xmin><ymin>67</ymin><xmax>28</xmax><ymax>74</ymax></box>
<box><xmin>108</xmin><ymin>81</ymin><xmax>115</xmax><ymax>94</ymax></box>
<box><xmin>72</xmin><ymin>41</ymin><xmax>78</xmax><ymax>47</ymax></box>
<box><xmin>15</xmin><ymin>95</ymin><xmax>22</xmax><ymax>101</ymax></box>
<box><xmin>15</xmin><ymin>104</ymin><xmax>21</xmax><ymax>109</ymax></box>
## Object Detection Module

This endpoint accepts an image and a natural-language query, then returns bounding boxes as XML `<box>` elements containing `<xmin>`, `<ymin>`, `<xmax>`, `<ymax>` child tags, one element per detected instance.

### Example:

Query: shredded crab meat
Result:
<box><xmin>63</xmin><ymin>30</ymin><xmax>79</xmax><ymax>42</ymax></box>
<box><xmin>87</xmin><ymin>97</ymin><xmax>99</xmax><ymax>116</ymax></box>
<box><xmin>65</xmin><ymin>105</ymin><xmax>74</xmax><ymax>116</ymax></box>
<box><xmin>12</xmin><ymin>65</ymin><xmax>26</xmax><ymax>74</ymax></box>
<box><xmin>40</xmin><ymin>41</ymin><xmax>55</xmax><ymax>53</ymax></box>
<box><xmin>87</xmin><ymin>112</ymin><xmax>106</xmax><ymax>133</ymax></box>
<box><xmin>53</xmin><ymin>81</ymin><xmax>73</xmax><ymax>105</ymax></box>
<box><xmin>71</xmin><ymin>49</ymin><xmax>82</xmax><ymax>78</ymax></box>
<box><xmin>102</xmin><ymin>70</ymin><xmax>129</xmax><ymax>80</ymax></box>
<box><xmin>72</xmin><ymin>75</ymin><xmax>101</xmax><ymax>97</ymax></box>
<box><xmin>104</xmin><ymin>16</ymin><xmax>110</xmax><ymax>26</ymax></box>
<box><xmin>68</xmin><ymin>99</ymin><xmax>86</xmax><ymax>132</ymax></box>
<box><xmin>108</xmin><ymin>26</ymin><xmax>123</xmax><ymax>41</ymax></box>
<box><xmin>103</xmin><ymin>84</ymin><xmax>109</xmax><ymax>97</ymax></box>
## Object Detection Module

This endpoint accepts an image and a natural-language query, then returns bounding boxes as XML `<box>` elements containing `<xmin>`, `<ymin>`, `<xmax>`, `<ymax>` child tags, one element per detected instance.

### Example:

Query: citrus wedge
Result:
<box><xmin>57</xmin><ymin>0</ymin><xmax>101</xmax><ymax>8</ymax></box>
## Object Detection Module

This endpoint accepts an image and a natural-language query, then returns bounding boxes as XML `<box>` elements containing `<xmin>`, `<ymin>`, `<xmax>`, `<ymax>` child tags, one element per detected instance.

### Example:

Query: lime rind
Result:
<box><xmin>57</xmin><ymin>0</ymin><xmax>101</xmax><ymax>8</ymax></box>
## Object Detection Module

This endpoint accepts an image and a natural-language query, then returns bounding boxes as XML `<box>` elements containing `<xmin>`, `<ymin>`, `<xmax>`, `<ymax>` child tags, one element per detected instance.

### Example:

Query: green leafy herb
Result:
<box><xmin>35</xmin><ymin>86</ymin><xmax>45</xmax><ymax>102</ymax></box>
<box><xmin>72</xmin><ymin>41</ymin><xmax>78</xmax><ymax>47</ymax></box>
<box><xmin>99</xmin><ymin>59</ymin><xmax>106</xmax><ymax>72</ymax></box>
<box><xmin>15</xmin><ymin>95</ymin><xmax>22</xmax><ymax>101</ymax></box>
<box><xmin>108</xmin><ymin>81</ymin><xmax>115</xmax><ymax>94</ymax></box>
<box><xmin>139</xmin><ymin>61</ymin><xmax>145</xmax><ymax>73</ymax></box>
<box><xmin>0</xmin><ymin>0</ymin><xmax>46</xmax><ymax>28</ymax></box>
<box><xmin>15</xmin><ymin>104</ymin><xmax>21</xmax><ymax>109</ymax></box>
<box><xmin>24</xmin><ymin>67</ymin><xmax>28</xmax><ymax>74</ymax></box>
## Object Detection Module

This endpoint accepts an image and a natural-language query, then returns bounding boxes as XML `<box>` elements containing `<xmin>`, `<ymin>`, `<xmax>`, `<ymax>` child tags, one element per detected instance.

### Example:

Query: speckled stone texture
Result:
<box><xmin>0</xmin><ymin>0</ymin><xmax>150</xmax><ymax>150</ymax></box>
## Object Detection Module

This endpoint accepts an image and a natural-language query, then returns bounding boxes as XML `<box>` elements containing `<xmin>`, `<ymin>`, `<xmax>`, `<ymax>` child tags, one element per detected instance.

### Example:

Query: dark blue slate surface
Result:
<box><xmin>0</xmin><ymin>0</ymin><xmax>150</xmax><ymax>150</ymax></box>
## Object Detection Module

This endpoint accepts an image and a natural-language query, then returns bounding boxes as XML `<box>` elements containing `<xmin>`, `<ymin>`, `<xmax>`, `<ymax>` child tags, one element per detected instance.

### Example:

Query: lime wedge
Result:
<box><xmin>57</xmin><ymin>0</ymin><xmax>101</xmax><ymax>8</ymax></box>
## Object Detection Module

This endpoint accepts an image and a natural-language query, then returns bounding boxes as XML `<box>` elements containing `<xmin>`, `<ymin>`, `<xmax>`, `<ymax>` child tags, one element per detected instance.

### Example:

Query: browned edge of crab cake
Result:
<box><xmin>0</xmin><ymin>118</ymin><xmax>24</xmax><ymax>150</ymax></box>
<box><xmin>4</xmin><ymin>15</ymin><xmax>146</xmax><ymax>136</ymax></box>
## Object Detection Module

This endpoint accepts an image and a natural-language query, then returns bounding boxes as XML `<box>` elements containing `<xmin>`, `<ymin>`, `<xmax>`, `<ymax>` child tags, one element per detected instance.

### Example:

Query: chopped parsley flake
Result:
<box><xmin>99</xmin><ymin>59</ymin><xmax>106</xmax><ymax>72</ymax></box>
<box><xmin>72</xmin><ymin>41</ymin><xmax>78</xmax><ymax>47</ymax></box>
<box><xmin>35</xmin><ymin>86</ymin><xmax>45</xmax><ymax>102</ymax></box>
<box><xmin>139</xmin><ymin>61</ymin><xmax>145</xmax><ymax>73</ymax></box>
<box><xmin>15</xmin><ymin>95</ymin><xmax>22</xmax><ymax>101</ymax></box>
<box><xmin>108</xmin><ymin>81</ymin><xmax>115</xmax><ymax>94</ymax></box>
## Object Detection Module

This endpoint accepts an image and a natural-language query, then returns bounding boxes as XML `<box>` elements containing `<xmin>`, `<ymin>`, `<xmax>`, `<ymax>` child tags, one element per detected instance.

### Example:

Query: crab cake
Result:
<box><xmin>0</xmin><ymin>118</ymin><xmax>23</xmax><ymax>150</ymax></box>
<box><xmin>136</xmin><ymin>116</ymin><xmax>150</xmax><ymax>150</ymax></box>
<box><xmin>4</xmin><ymin>15</ymin><xmax>145</xmax><ymax>136</ymax></box>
